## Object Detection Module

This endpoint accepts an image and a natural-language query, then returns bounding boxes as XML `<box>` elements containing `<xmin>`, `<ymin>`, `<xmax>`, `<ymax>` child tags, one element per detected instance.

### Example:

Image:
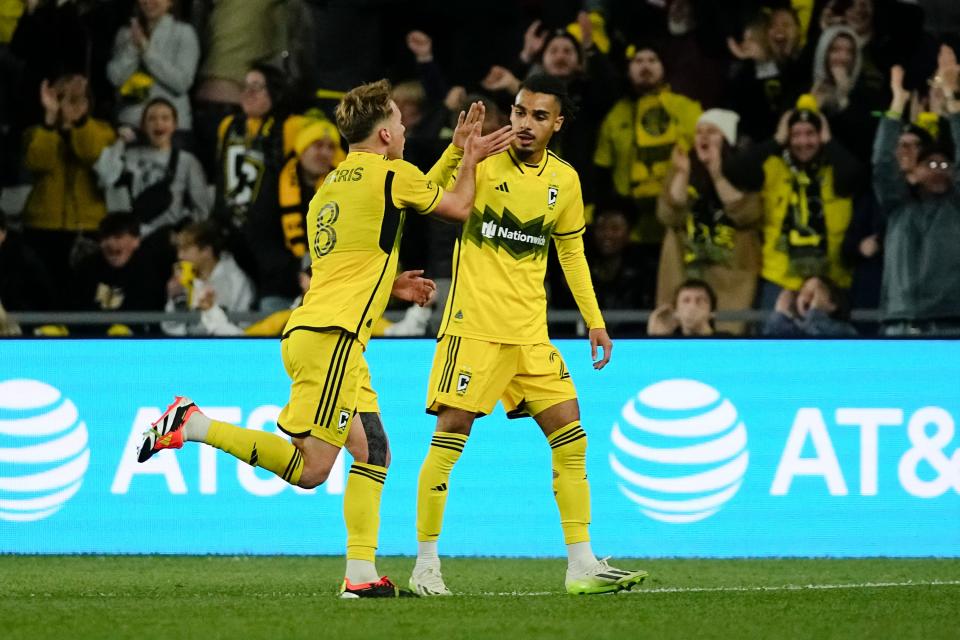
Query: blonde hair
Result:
<box><xmin>392</xmin><ymin>81</ymin><xmax>425</xmax><ymax>107</ymax></box>
<box><xmin>335</xmin><ymin>79</ymin><xmax>394</xmax><ymax>144</ymax></box>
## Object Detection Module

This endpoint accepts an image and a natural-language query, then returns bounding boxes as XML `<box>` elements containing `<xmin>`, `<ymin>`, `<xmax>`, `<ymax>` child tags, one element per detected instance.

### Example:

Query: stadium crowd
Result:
<box><xmin>1</xmin><ymin>0</ymin><xmax>959</xmax><ymax>337</ymax></box>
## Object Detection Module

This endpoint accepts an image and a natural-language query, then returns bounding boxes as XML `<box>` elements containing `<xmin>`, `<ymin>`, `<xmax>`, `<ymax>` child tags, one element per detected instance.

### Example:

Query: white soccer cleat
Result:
<box><xmin>565</xmin><ymin>557</ymin><xmax>648</xmax><ymax>595</ymax></box>
<box><xmin>408</xmin><ymin>564</ymin><xmax>453</xmax><ymax>596</ymax></box>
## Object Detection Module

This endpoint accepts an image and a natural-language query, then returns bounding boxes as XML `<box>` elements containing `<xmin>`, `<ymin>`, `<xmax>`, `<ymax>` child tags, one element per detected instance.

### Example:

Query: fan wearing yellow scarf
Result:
<box><xmin>726</xmin><ymin>96</ymin><xmax>864</xmax><ymax>306</ymax></box>
<box><xmin>278</xmin><ymin>117</ymin><xmax>347</xmax><ymax>260</ymax></box>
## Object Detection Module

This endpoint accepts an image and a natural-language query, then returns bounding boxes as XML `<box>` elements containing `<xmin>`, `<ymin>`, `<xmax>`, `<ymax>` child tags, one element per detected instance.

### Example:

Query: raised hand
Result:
<box><xmin>889</xmin><ymin>65</ymin><xmax>909</xmax><ymax>111</ymax></box>
<box><xmin>392</xmin><ymin>270</ymin><xmax>437</xmax><ymax>307</ymax></box>
<box><xmin>726</xmin><ymin>33</ymin><xmax>765</xmax><ymax>61</ymax></box>
<box><xmin>809</xmin><ymin>284</ymin><xmax>837</xmax><ymax>314</ymax></box>
<box><xmin>464</xmin><ymin>119</ymin><xmax>514</xmax><ymax>164</ymax></box>
<box><xmin>589</xmin><ymin>327</ymin><xmax>612</xmax><ymax>370</ymax></box>
<box><xmin>576</xmin><ymin>11</ymin><xmax>594</xmax><ymax>51</ymax></box>
<box><xmin>481</xmin><ymin>65</ymin><xmax>520</xmax><ymax>94</ymax></box>
<box><xmin>452</xmin><ymin>101</ymin><xmax>485</xmax><ymax>149</ymax></box>
<box><xmin>443</xmin><ymin>85</ymin><xmax>467</xmax><ymax>112</ymax></box>
<box><xmin>859</xmin><ymin>234</ymin><xmax>880</xmax><ymax>259</ymax></box>
<box><xmin>406</xmin><ymin>30</ymin><xmax>433</xmax><ymax>63</ymax></box>
<box><xmin>475</xmin><ymin>124</ymin><xmax>514</xmax><ymax>159</ymax></box>
<box><xmin>820</xmin><ymin>1</ymin><xmax>844</xmax><ymax>29</ymax></box>
<box><xmin>40</xmin><ymin>80</ymin><xmax>59</xmax><ymax>125</ymax></box>
<box><xmin>647</xmin><ymin>304</ymin><xmax>678</xmax><ymax>336</ymax></box>
<box><xmin>671</xmin><ymin>143</ymin><xmax>690</xmax><ymax>175</ymax></box>
<box><xmin>197</xmin><ymin>288</ymin><xmax>217</xmax><ymax>311</ymax></box>
<box><xmin>520</xmin><ymin>20</ymin><xmax>547</xmax><ymax>64</ymax></box>
<box><xmin>819</xmin><ymin>113</ymin><xmax>832</xmax><ymax>144</ymax></box>
<box><xmin>703</xmin><ymin>142</ymin><xmax>722</xmax><ymax>178</ymax></box>
<box><xmin>774</xmin><ymin>288</ymin><xmax>796</xmax><ymax>316</ymax></box>
<box><xmin>832</xmin><ymin>64</ymin><xmax>852</xmax><ymax>95</ymax></box>
<box><xmin>130</xmin><ymin>18</ymin><xmax>148</xmax><ymax>52</ymax></box>
<box><xmin>936</xmin><ymin>44</ymin><xmax>959</xmax><ymax>95</ymax></box>
<box><xmin>774</xmin><ymin>109</ymin><xmax>793</xmax><ymax>146</ymax></box>
<box><xmin>117</xmin><ymin>125</ymin><xmax>138</xmax><ymax>144</ymax></box>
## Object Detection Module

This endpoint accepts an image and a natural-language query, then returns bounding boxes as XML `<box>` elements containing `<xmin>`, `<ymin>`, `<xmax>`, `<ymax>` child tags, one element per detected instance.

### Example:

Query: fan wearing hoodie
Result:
<box><xmin>810</xmin><ymin>25</ymin><xmax>886</xmax><ymax>161</ymax></box>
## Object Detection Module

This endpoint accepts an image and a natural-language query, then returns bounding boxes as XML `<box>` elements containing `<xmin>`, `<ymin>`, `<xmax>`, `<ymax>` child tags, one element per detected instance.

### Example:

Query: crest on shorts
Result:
<box><xmin>456</xmin><ymin>371</ymin><xmax>472</xmax><ymax>395</ymax></box>
<box><xmin>337</xmin><ymin>409</ymin><xmax>351</xmax><ymax>434</ymax></box>
<box><xmin>550</xmin><ymin>351</ymin><xmax>571</xmax><ymax>379</ymax></box>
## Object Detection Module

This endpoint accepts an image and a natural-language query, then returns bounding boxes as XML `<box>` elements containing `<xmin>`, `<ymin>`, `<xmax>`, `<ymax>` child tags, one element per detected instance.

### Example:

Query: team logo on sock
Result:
<box><xmin>456</xmin><ymin>372</ymin><xmax>471</xmax><ymax>395</ymax></box>
<box><xmin>338</xmin><ymin>410</ymin><xmax>351</xmax><ymax>433</ymax></box>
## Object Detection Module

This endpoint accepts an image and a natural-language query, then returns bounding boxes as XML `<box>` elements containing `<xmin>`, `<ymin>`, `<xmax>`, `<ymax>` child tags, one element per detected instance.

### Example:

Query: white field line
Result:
<box><xmin>478</xmin><ymin>579</ymin><xmax>960</xmax><ymax>597</ymax></box>
<box><xmin>60</xmin><ymin>580</ymin><xmax>960</xmax><ymax>599</ymax></box>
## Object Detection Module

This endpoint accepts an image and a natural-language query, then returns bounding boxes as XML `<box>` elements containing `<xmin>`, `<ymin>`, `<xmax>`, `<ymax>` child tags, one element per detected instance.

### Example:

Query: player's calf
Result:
<box><xmin>292</xmin><ymin>435</ymin><xmax>343</xmax><ymax>488</ymax></box>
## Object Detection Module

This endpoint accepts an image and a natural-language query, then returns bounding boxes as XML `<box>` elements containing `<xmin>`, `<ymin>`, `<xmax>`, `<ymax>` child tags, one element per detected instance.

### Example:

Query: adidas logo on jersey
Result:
<box><xmin>431</xmin><ymin>483</ymin><xmax>448</xmax><ymax>492</ymax></box>
<box><xmin>495</xmin><ymin>181</ymin><xmax>510</xmax><ymax>193</ymax></box>
<box><xmin>454</xmin><ymin>310</ymin><xmax>464</xmax><ymax>320</ymax></box>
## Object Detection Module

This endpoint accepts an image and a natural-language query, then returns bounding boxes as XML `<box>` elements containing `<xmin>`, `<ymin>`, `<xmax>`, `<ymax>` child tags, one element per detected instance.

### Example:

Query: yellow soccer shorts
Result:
<box><xmin>426</xmin><ymin>335</ymin><xmax>577</xmax><ymax>418</ymax></box>
<box><xmin>277</xmin><ymin>329</ymin><xmax>379</xmax><ymax>447</ymax></box>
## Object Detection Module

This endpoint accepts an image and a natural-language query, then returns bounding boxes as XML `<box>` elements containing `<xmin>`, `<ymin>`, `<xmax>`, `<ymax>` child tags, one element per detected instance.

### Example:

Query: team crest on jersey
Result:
<box><xmin>547</xmin><ymin>185</ymin><xmax>559</xmax><ymax>209</ymax></box>
<box><xmin>337</xmin><ymin>409</ymin><xmax>351</xmax><ymax>434</ymax></box>
<box><xmin>456</xmin><ymin>371</ymin><xmax>472</xmax><ymax>395</ymax></box>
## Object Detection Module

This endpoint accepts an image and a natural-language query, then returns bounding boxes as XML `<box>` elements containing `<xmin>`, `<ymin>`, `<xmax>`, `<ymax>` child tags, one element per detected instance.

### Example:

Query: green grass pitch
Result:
<box><xmin>3</xmin><ymin>556</ymin><xmax>958</xmax><ymax>639</ymax></box>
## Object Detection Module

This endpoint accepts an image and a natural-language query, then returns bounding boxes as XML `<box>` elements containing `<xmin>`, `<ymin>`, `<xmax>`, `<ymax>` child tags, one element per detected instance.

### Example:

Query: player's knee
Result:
<box><xmin>359</xmin><ymin>412</ymin><xmax>389</xmax><ymax>467</ymax></box>
<box><xmin>297</xmin><ymin>461</ymin><xmax>332</xmax><ymax>489</ymax></box>
<box><xmin>345</xmin><ymin>438</ymin><xmax>368</xmax><ymax>464</ymax></box>
<box><xmin>436</xmin><ymin>408</ymin><xmax>474</xmax><ymax>436</ymax></box>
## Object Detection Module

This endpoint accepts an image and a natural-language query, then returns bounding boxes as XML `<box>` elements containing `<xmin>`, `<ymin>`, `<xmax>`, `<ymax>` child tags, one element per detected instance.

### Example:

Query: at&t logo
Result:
<box><xmin>0</xmin><ymin>380</ymin><xmax>89</xmax><ymax>522</ymax></box>
<box><xmin>609</xmin><ymin>379</ymin><xmax>748</xmax><ymax>523</ymax></box>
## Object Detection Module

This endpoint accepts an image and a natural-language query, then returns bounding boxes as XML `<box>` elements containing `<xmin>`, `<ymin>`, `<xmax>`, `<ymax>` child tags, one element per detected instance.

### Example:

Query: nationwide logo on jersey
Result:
<box><xmin>465</xmin><ymin>205</ymin><xmax>554</xmax><ymax>260</ymax></box>
<box><xmin>609</xmin><ymin>379</ymin><xmax>748</xmax><ymax>524</ymax></box>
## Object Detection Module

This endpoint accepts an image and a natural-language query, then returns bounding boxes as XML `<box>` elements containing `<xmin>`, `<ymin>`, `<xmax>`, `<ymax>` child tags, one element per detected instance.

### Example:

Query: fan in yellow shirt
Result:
<box><xmin>409</xmin><ymin>75</ymin><xmax>648</xmax><ymax>597</ymax></box>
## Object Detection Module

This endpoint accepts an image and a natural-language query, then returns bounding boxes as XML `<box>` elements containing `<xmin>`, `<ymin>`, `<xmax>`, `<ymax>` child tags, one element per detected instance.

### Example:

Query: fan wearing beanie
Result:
<box><xmin>725</xmin><ymin>94</ymin><xmax>864</xmax><ymax>309</ymax></box>
<box><xmin>656</xmin><ymin>108</ymin><xmax>762</xmax><ymax>335</ymax></box>
<box><xmin>278</xmin><ymin>118</ymin><xmax>346</xmax><ymax>262</ymax></box>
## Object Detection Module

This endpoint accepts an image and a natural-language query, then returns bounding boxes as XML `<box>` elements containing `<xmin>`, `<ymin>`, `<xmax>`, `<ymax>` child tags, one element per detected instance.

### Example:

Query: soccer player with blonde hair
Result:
<box><xmin>409</xmin><ymin>74</ymin><xmax>648</xmax><ymax>596</ymax></box>
<box><xmin>138</xmin><ymin>79</ymin><xmax>513</xmax><ymax>597</ymax></box>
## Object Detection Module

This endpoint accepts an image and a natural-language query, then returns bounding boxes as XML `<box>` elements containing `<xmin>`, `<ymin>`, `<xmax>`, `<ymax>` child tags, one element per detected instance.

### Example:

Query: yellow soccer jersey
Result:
<box><xmin>438</xmin><ymin>148</ymin><xmax>591</xmax><ymax>344</ymax></box>
<box><xmin>284</xmin><ymin>151</ymin><xmax>442</xmax><ymax>345</ymax></box>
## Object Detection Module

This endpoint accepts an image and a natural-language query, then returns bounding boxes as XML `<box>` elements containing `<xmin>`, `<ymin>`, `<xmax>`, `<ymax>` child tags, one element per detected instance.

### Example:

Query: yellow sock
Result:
<box><xmin>205</xmin><ymin>420</ymin><xmax>303</xmax><ymax>485</ymax></box>
<box><xmin>548</xmin><ymin>421</ymin><xmax>591</xmax><ymax>544</ymax></box>
<box><xmin>343</xmin><ymin>462</ymin><xmax>387</xmax><ymax>562</ymax></box>
<box><xmin>416</xmin><ymin>432</ymin><xmax>467</xmax><ymax>542</ymax></box>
